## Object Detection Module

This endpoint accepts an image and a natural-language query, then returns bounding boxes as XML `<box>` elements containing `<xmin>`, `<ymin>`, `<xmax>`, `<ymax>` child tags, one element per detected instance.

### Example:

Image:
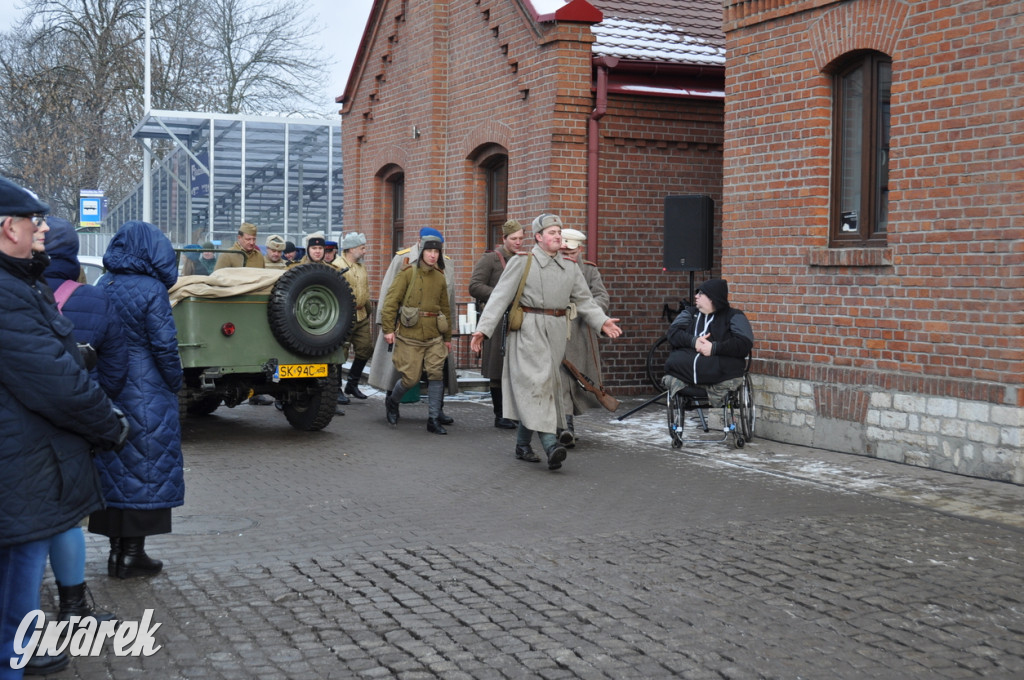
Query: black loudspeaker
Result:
<box><xmin>663</xmin><ymin>194</ymin><xmax>714</xmax><ymax>271</ymax></box>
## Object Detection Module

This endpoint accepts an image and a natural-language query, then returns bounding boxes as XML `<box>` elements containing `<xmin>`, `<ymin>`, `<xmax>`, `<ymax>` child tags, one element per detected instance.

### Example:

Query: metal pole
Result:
<box><xmin>142</xmin><ymin>0</ymin><xmax>152</xmax><ymax>222</ymax></box>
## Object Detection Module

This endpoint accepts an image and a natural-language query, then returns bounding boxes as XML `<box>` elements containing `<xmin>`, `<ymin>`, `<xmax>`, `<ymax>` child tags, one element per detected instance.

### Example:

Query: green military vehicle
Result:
<box><xmin>171</xmin><ymin>262</ymin><xmax>354</xmax><ymax>431</ymax></box>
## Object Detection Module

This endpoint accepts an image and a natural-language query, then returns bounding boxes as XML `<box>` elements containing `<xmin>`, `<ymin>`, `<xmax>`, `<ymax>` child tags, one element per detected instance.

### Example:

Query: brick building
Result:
<box><xmin>722</xmin><ymin>0</ymin><xmax>1023</xmax><ymax>482</ymax></box>
<box><xmin>339</xmin><ymin>0</ymin><xmax>1023</xmax><ymax>483</ymax></box>
<box><xmin>338</xmin><ymin>0</ymin><xmax>727</xmax><ymax>392</ymax></box>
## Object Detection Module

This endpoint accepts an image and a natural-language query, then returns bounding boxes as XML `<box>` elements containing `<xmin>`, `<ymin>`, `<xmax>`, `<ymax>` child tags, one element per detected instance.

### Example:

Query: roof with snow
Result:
<box><xmin>530</xmin><ymin>0</ymin><xmax>726</xmax><ymax>67</ymax></box>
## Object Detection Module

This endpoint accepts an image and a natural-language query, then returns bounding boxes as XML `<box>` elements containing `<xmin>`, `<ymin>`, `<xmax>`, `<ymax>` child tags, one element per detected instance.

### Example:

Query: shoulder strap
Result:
<box><xmin>511</xmin><ymin>254</ymin><xmax>532</xmax><ymax>311</ymax></box>
<box><xmin>53</xmin><ymin>280</ymin><xmax>83</xmax><ymax>313</ymax></box>
<box><xmin>494</xmin><ymin>249</ymin><xmax>507</xmax><ymax>269</ymax></box>
<box><xmin>401</xmin><ymin>263</ymin><xmax>419</xmax><ymax>308</ymax></box>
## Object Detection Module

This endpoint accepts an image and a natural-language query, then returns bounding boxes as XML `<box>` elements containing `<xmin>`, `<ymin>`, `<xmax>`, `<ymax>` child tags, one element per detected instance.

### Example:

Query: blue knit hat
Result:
<box><xmin>419</xmin><ymin>227</ymin><xmax>444</xmax><ymax>243</ymax></box>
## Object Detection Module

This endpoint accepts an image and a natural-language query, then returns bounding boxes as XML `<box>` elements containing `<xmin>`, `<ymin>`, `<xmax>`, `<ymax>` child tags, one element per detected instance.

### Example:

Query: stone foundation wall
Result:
<box><xmin>752</xmin><ymin>375</ymin><xmax>1024</xmax><ymax>485</ymax></box>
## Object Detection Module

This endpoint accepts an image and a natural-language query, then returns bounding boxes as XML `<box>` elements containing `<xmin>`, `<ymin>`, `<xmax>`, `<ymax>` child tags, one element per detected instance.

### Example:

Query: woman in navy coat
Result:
<box><xmin>89</xmin><ymin>221</ymin><xmax>184</xmax><ymax>578</ymax></box>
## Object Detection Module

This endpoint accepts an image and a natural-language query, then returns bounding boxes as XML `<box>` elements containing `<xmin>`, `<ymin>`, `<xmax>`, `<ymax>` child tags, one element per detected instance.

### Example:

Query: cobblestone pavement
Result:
<box><xmin>42</xmin><ymin>390</ymin><xmax>1024</xmax><ymax>679</ymax></box>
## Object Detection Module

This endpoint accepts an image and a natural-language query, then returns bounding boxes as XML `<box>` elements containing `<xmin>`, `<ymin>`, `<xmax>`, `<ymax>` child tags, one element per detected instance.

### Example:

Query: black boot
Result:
<box><xmin>107</xmin><ymin>537</ymin><xmax>121</xmax><ymax>578</ymax></box>
<box><xmin>23</xmin><ymin>651</ymin><xmax>69</xmax><ymax>676</ymax></box>
<box><xmin>117</xmin><ymin>537</ymin><xmax>162</xmax><ymax>579</ymax></box>
<box><xmin>386</xmin><ymin>384</ymin><xmax>404</xmax><ymax>425</ymax></box>
<box><xmin>426</xmin><ymin>381</ymin><xmax>447</xmax><ymax>434</ymax></box>
<box><xmin>564</xmin><ymin>415</ymin><xmax>576</xmax><ymax>448</ymax></box>
<box><xmin>515</xmin><ymin>444</ymin><xmax>540</xmax><ymax>462</ymax></box>
<box><xmin>345</xmin><ymin>358</ymin><xmax>369</xmax><ymax>399</ymax></box>
<box><xmin>58</xmin><ymin>582</ymin><xmax>115</xmax><ymax>623</ymax></box>
<box><xmin>545</xmin><ymin>444</ymin><xmax>567</xmax><ymax>471</ymax></box>
<box><xmin>491</xmin><ymin>387</ymin><xmax>516</xmax><ymax>429</ymax></box>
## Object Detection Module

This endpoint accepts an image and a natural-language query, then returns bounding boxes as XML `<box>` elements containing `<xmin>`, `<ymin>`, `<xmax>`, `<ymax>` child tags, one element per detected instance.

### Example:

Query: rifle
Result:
<box><xmin>562</xmin><ymin>358</ymin><xmax>620</xmax><ymax>412</ymax></box>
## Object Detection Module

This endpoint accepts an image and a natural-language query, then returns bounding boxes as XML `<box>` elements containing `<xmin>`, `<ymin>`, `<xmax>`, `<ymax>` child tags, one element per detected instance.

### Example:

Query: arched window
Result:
<box><xmin>389</xmin><ymin>172</ymin><xmax>405</xmax><ymax>253</ymax></box>
<box><xmin>831</xmin><ymin>51</ymin><xmax>891</xmax><ymax>246</ymax></box>
<box><xmin>483</xmin><ymin>154</ymin><xmax>508</xmax><ymax>250</ymax></box>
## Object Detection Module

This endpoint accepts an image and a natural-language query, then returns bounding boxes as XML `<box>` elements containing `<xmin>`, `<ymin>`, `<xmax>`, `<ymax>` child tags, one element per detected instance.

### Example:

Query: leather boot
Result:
<box><xmin>337</xmin><ymin>372</ymin><xmax>349</xmax><ymax>404</ymax></box>
<box><xmin>426</xmin><ymin>381</ymin><xmax>447</xmax><ymax>433</ymax></box>
<box><xmin>107</xmin><ymin>537</ymin><xmax>121</xmax><ymax>578</ymax></box>
<box><xmin>117</xmin><ymin>537</ymin><xmax>162</xmax><ymax>578</ymax></box>
<box><xmin>345</xmin><ymin>358</ymin><xmax>369</xmax><ymax>399</ymax></box>
<box><xmin>545</xmin><ymin>444</ymin><xmax>567</xmax><ymax>471</ymax></box>
<box><xmin>491</xmin><ymin>387</ymin><xmax>516</xmax><ymax>429</ymax></box>
<box><xmin>23</xmin><ymin>651</ymin><xmax>69</xmax><ymax>676</ymax></box>
<box><xmin>385</xmin><ymin>386</ymin><xmax>402</xmax><ymax>425</ymax></box>
<box><xmin>58</xmin><ymin>582</ymin><xmax>115</xmax><ymax>623</ymax></box>
<box><xmin>515</xmin><ymin>444</ymin><xmax>540</xmax><ymax>462</ymax></box>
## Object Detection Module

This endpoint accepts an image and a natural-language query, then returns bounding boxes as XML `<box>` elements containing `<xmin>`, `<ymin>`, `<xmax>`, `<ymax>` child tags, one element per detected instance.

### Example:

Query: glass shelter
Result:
<box><xmin>101</xmin><ymin>110</ymin><xmax>343</xmax><ymax>250</ymax></box>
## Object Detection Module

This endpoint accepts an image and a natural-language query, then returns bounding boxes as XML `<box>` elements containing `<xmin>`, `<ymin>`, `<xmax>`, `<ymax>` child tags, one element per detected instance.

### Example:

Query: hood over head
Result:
<box><xmin>41</xmin><ymin>216</ymin><xmax>80</xmax><ymax>282</ymax></box>
<box><xmin>103</xmin><ymin>220</ymin><xmax>178</xmax><ymax>289</ymax></box>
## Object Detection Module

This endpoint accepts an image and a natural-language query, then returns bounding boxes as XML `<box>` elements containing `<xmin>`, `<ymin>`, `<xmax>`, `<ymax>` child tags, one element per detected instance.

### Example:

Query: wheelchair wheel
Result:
<box><xmin>667</xmin><ymin>391</ymin><xmax>685</xmax><ymax>448</ymax></box>
<box><xmin>737</xmin><ymin>373</ymin><xmax>755</xmax><ymax>442</ymax></box>
<box><xmin>646</xmin><ymin>334</ymin><xmax>671</xmax><ymax>390</ymax></box>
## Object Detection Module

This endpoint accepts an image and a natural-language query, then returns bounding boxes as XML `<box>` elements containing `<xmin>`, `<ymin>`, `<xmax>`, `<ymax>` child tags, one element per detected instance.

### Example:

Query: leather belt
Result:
<box><xmin>521</xmin><ymin>306</ymin><xmax>566</xmax><ymax>317</ymax></box>
<box><xmin>419</xmin><ymin>311</ymin><xmax>440</xmax><ymax>317</ymax></box>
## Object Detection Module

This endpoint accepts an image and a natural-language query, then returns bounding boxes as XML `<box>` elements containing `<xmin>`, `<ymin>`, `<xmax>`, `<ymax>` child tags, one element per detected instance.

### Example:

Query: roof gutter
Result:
<box><xmin>587</xmin><ymin>56</ymin><xmax>617</xmax><ymax>262</ymax></box>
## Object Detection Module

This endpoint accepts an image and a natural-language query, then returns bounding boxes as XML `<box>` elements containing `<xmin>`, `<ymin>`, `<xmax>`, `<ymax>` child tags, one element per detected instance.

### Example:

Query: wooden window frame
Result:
<box><xmin>830</xmin><ymin>51</ymin><xmax>891</xmax><ymax>247</ymax></box>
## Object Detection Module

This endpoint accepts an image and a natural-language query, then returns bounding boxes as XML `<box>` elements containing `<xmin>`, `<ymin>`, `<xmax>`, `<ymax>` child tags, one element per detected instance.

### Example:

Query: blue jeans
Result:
<box><xmin>0</xmin><ymin>538</ymin><xmax>48</xmax><ymax>680</ymax></box>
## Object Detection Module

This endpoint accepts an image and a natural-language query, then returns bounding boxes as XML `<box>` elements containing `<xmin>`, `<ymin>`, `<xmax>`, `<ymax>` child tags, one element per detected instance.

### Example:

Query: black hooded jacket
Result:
<box><xmin>664</xmin><ymin>279</ymin><xmax>754</xmax><ymax>384</ymax></box>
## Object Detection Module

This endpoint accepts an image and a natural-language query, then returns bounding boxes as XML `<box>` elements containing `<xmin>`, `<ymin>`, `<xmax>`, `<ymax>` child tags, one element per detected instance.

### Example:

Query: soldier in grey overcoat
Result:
<box><xmin>557</xmin><ymin>228</ymin><xmax>611</xmax><ymax>447</ymax></box>
<box><xmin>471</xmin><ymin>214</ymin><xmax>622</xmax><ymax>471</ymax></box>
<box><xmin>468</xmin><ymin>219</ymin><xmax>526</xmax><ymax>429</ymax></box>
<box><xmin>368</xmin><ymin>228</ymin><xmax>458</xmax><ymax>420</ymax></box>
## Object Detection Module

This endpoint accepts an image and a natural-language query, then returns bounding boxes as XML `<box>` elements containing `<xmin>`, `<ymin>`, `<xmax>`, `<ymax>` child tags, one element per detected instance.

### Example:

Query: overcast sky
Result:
<box><xmin>0</xmin><ymin>0</ymin><xmax>375</xmax><ymax>114</ymax></box>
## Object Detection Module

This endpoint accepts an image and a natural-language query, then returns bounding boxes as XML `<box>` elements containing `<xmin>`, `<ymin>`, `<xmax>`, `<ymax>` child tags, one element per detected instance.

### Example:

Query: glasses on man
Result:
<box><xmin>18</xmin><ymin>214</ymin><xmax>47</xmax><ymax>227</ymax></box>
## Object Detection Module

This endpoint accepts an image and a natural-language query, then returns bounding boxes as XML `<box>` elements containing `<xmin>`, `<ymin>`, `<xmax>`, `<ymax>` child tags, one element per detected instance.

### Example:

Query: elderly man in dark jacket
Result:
<box><xmin>89</xmin><ymin>221</ymin><xmax>184</xmax><ymax>580</ymax></box>
<box><xmin>0</xmin><ymin>176</ymin><xmax>125</xmax><ymax>678</ymax></box>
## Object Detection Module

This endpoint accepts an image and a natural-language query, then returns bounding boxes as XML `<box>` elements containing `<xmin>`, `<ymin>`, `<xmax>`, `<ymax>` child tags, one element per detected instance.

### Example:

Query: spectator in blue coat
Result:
<box><xmin>0</xmin><ymin>177</ymin><xmax>125</xmax><ymax>678</ymax></box>
<box><xmin>89</xmin><ymin>220</ymin><xmax>184</xmax><ymax>579</ymax></box>
<box><xmin>40</xmin><ymin>217</ymin><xmax>127</xmax><ymax>627</ymax></box>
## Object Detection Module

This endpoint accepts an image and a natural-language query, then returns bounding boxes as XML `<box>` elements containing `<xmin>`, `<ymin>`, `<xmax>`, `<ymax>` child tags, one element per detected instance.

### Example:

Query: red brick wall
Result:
<box><xmin>343</xmin><ymin>0</ymin><xmax>727</xmax><ymax>393</ymax></box>
<box><xmin>722</xmin><ymin>0</ymin><xmax>1024</xmax><ymax>406</ymax></box>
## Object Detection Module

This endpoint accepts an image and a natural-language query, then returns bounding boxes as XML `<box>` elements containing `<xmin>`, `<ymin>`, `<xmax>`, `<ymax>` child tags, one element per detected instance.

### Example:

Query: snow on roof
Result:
<box><xmin>590</xmin><ymin>0</ymin><xmax>726</xmax><ymax>67</ymax></box>
<box><xmin>593</xmin><ymin>17</ymin><xmax>724</xmax><ymax>66</ymax></box>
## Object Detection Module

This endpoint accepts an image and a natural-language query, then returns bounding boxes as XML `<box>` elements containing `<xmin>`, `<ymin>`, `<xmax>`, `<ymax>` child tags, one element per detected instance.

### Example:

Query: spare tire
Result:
<box><xmin>268</xmin><ymin>264</ymin><xmax>355</xmax><ymax>356</ymax></box>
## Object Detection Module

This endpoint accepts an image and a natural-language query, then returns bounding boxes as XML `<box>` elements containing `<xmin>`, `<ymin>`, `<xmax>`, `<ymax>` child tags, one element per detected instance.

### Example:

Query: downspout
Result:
<box><xmin>587</xmin><ymin>57</ymin><xmax>617</xmax><ymax>262</ymax></box>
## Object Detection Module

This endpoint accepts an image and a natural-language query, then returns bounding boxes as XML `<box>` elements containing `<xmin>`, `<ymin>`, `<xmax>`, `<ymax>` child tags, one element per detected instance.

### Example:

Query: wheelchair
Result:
<box><xmin>662</xmin><ymin>358</ymin><xmax>755</xmax><ymax>449</ymax></box>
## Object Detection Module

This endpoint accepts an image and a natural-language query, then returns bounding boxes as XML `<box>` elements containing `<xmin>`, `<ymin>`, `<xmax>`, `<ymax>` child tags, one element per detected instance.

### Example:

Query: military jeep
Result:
<box><xmin>171</xmin><ymin>262</ymin><xmax>354</xmax><ymax>431</ymax></box>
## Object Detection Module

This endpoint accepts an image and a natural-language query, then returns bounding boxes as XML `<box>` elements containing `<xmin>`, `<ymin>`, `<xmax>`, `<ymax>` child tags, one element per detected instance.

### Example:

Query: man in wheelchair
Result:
<box><xmin>664</xmin><ymin>278</ymin><xmax>753</xmax><ymax>406</ymax></box>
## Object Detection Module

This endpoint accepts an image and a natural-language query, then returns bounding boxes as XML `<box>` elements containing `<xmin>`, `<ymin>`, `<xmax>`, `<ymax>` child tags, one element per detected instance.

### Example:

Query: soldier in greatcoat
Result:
<box><xmin>468</xmin><ymin>219</ymin><xmax>526</xmax><ymax>429</ymax></box>
<box><xmin>380</xmin><ymin>235</ymin><xmax>452</xmax><ymax>434</ymax></box>
<box><xmin>557</xmin><ymin>228</ymin><xmax>611</xmax><ymax>448</ymax></box>
<box><xmin>471</xmin><ymin>214</ymin><xmax>622</xmax><ymax>471</ymax></box>
<box><xmin>368</xmin><ymin>227</ymin><xmax>458</xmax><ymax>423</ymax></box>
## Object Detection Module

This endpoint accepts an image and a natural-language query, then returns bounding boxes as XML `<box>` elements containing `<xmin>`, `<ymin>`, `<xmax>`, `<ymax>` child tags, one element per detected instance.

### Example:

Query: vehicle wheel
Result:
<box><xmin>738</xmin><ymin>373</ymin><xmax>755</xmax><ymax>442</ymax></box>
<box><xmin>282</xmin><ymin>368</ymin><xmax>340</xmax><ymax>431</ymax></box>
<box><xmin>646</xmin><ymin>334</ymin><xmax>671</xmax><ymax>391</ymax></box>
<box><xmin>667</xmin><ymin>391</ymin><xmax>685</xmax><ymax>448</ymax></box>
<box><xmin>268</xmin><ymin>264</ymin><xmax>355</xmax><ymax>357</ymax></box>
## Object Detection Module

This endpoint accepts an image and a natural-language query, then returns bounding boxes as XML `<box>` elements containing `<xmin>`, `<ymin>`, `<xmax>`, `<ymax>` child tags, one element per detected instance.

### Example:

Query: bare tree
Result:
<box><xmin>203</xmin><ymin>0</ymin><xmax>326</xmax><ymax>114</ymax></box>
<box><xmin>0</xmin><ymin>0</ymin><xmax>328</xmax><ymax>217</ymax></box>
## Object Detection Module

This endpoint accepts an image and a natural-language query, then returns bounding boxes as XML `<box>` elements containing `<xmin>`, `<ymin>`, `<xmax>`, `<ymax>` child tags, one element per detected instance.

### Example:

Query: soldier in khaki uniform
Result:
<box><xmin>214</xmin><ymin>222</ymin><xmax>265</xmax><ymax>269</ymax></box>
<box><xmin>337</xmin><ymin>232</ymin><xmax>372</xmax><ymax>404</ymax></box>
<box><xmin>380</xmin><ymin>234</ymin><xmax>452</xmax><ymax>434</ymax></box>
<box><xmin>263</xmin><ymin>234</ymin><xmax>289</xmax><ymax>269</ymax></box>
<box><xmin>468</xmin><ymin>219</ymin><xmax>526</xmax><ymax>429</ymax></box>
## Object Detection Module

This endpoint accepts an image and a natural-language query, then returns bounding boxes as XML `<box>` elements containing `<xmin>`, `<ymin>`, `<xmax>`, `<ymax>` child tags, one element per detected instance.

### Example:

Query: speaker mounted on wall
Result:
<box><xmin>663</xmin><ymin>194</ymin><xmax>714</xmax><ymax>272</ymax></box>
